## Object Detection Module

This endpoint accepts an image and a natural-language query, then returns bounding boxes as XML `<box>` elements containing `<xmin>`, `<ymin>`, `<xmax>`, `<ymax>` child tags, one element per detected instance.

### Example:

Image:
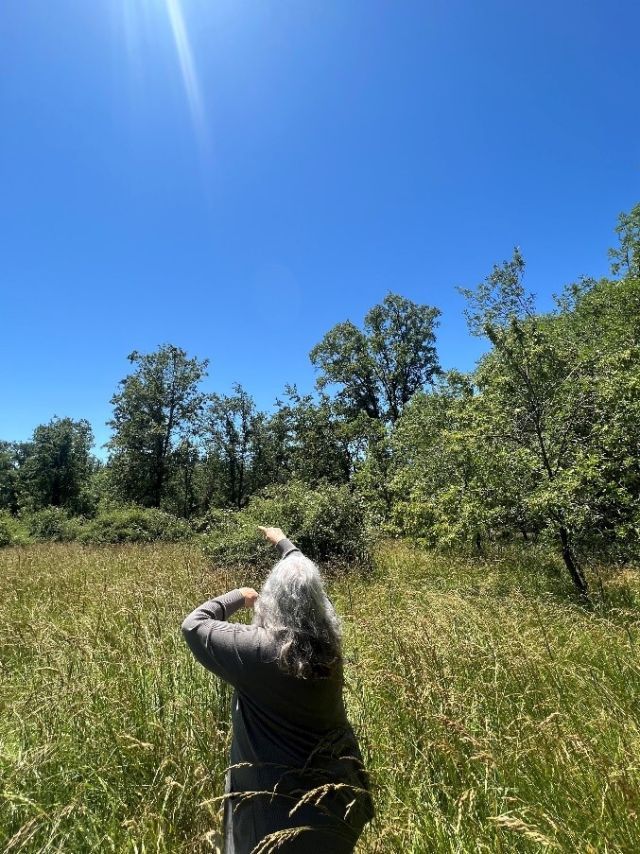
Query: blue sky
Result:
<box><xmin>1</xmin><ymin>0</ymin><xmax>639</xmax><ymax>454</ymax></box>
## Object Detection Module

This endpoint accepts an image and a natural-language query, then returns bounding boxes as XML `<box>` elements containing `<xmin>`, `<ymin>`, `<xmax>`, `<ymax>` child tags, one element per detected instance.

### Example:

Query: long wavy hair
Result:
<box><xmin>252</xmin><ymin>552</ymin><xmax>343</xmax><ymax>679</ymax></box>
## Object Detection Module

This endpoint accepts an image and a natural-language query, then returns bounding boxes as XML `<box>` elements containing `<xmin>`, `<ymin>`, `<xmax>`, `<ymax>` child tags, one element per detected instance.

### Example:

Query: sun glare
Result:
<box><xmin>120</xmin><ymin>0</ymin><xmax>209</xmax><ymax>154</ymax></box>
<box><xmin>164</xmin><ymin>0</ymin><xmax>207</xmax><ymax>141</ymax></box>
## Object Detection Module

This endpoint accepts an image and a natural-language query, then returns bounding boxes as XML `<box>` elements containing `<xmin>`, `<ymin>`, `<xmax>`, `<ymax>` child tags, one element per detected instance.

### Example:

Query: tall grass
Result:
<box><xmin>1</xmin><ymin>542</ymin><xmax>639</xmax><ymax>852</ymax></box>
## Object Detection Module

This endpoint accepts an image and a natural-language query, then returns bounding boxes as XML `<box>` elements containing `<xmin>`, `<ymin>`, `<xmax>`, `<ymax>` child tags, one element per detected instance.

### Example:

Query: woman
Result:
<box><xmin>181</xmin><ymin>525</ymin><xmax>375</xmax><ymax>854</ymax></box>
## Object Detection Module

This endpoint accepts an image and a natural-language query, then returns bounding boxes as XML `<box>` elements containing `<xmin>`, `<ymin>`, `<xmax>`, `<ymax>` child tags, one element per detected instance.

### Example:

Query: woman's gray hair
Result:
<box><xmin>252</xmin><ymin>551</ymin><xmax>343</xmax><ymax>679</ymax></box>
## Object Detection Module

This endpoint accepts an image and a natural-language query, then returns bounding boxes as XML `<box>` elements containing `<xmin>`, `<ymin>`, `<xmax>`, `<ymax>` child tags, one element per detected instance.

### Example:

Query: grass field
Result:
<box><xmin>1</xmin><ymin>542</ymin><xmax>639</xmax><ymax>853</ymax></box>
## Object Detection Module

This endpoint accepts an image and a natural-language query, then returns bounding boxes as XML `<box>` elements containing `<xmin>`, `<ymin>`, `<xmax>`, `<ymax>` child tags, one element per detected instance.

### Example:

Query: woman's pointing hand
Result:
<box><xmin>257</xmin><ymin>526</ymin><xmax>286</xmax><ymax>546</ymax></box>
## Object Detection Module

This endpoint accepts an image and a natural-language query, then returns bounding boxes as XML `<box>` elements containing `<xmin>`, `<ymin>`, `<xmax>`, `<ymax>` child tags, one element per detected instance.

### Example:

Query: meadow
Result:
<box><xmin>1</xmin><ymin>542</ymin><xmax>639</xmax><ymax>853</ymax></box>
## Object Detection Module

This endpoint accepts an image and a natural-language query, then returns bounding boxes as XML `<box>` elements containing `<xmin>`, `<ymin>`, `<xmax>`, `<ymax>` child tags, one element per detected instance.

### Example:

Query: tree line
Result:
<box><xmin>2</xmin><ymin>203</ymin><xmax>639</xmax><ymax>593</ymax></box>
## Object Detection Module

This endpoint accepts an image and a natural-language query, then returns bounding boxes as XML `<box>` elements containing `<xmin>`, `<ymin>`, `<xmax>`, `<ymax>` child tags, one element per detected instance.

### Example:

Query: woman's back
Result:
<box><xmin>236</xmin><ymin>625</ymin><xmax>348</xmax><ymax>750</ymax></box>
<box><xmin>181</xmin><ymin>533</ymin><xmax>374</xmax><ymax>853</ymax></box>
<box><xmin>227</xmin><ymin>627</ymin><xmax>372</xmax><ymax>852</ymax></box>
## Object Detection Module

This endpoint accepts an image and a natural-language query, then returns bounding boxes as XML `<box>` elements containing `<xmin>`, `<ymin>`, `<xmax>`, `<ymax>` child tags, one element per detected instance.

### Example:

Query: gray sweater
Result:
<box><xmin>181</xmin><ymin>539</ymin><xmax>374</xmax><ymax>853</ymax></box>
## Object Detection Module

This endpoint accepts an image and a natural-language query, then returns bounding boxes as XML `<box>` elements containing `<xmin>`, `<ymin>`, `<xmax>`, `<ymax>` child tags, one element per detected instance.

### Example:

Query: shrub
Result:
<box><xmin>201</xmin><ymin>480</ymin><xmax>372</xmax><ymax>569</ymax></box>
<box><xmin>0</xmin><ymin>513</ymin><xmax>30</xmax><ymax>547</ymax></box>
<box><xmin>78</xmin><ymin>506</ymin><xmax>193</xmax><ymax>544</ymax></box>
<box><xmin>25</xmin><ymin>507</ymin><xmax>83</xmax><ymax>542</ymax></box>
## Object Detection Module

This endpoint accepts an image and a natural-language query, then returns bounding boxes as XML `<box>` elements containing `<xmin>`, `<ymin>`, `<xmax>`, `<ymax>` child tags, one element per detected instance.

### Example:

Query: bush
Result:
<box><xmin>25</xmin><ymin>507</ymin><xmax>83</xmax><ymax>542</ymax></box>
<box><xmin>0</xmin><ymin>513</ymin><xmax>30</xmax><ymax>547</ymax></box>
<box><xmin>78</xmin><ymin>506</ymin><xmax>193</xmax><ymax>544</ymax></box>
<box><xmin>201</xmin><ymin>480</ymin><xmax>372</xmax><ymax>569</ymax></box>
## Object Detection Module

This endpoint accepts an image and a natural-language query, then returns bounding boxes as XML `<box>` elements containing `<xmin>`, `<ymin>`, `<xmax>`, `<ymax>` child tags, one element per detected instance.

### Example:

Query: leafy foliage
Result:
<box><xmin>107</xmin><ymin>345</ymin><xmax>208</xmax><ymax>508</ymax></box>
<box><xmin>387</xmin><ymin>265</ymin><xmax>640</xmax><ymax>594</ymax></box>
<box><xmin>609</xmin><ymin>201</ymin><xmax>640</xmax><ymax>278</ymax></box>
<box><xmin>0</xmin><ymin>512</ymin><xmax>29</xmax><ymax>547</ymax></box>
<box><xmin>0</xmin><ymin>441</ymin><xmax>21</xmax><ymax>514</ymax></box>
<box><xmin>201</xmin><ymin>480</ymin><xmax>372</xmax><ymax>568</ymax></box>
<box><xmin>17</xmin><ymin>417</ymin><xmax>97</xmax><ymax>514</ymax></box>
<box><xmin>200</xmin><ymin>383</ymin><xmax>266</xmax><ymax>509</ymax></box>
<box><xmin>310</xmin><ymin>292</ymin><xmax>441</xmax><ymax>423</ymax></box>
<box><xmin>78</xmin><ymin>506</ymin><xmax>194</xmax><ymax>544</ymax></box>
<box><xmin>26</xmin><ymin>507</ymin><xmax>84</xmax><ymax>542</ymax></box>
<box><xmin>269</xmin><ymin>386</ymin><xmax>353</xmax><ymax>487</ymax></box>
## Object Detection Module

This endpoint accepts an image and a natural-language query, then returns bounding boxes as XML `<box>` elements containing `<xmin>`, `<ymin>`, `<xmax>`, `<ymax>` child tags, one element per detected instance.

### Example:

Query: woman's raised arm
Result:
<box><xmin>181</xmin><ymin>587</ymin><xmax>258</xmax><ymax>685</ymax></box>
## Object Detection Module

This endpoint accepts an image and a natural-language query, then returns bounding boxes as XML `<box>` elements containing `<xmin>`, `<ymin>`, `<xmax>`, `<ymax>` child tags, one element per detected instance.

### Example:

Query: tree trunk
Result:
<box><xmin>237</xmin><ymin>459</ymin><xmax>245</xmax><ymax>510</ymax></box>
<box><xmin>558</xmin><ymin>526</ymin><xmax>588</xmax><ymax>596</ymax></box>
<box><xmin>152</xmin><ymin>455</ymin><xmax>164</xmax><ymax>508</ymax></box>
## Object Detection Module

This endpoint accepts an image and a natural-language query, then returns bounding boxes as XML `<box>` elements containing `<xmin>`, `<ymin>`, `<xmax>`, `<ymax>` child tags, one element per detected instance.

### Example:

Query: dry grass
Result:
<box><xmin>1</xmin><ymin>542</ymin><xmax>639</xmax><ymax>852</ymax></box>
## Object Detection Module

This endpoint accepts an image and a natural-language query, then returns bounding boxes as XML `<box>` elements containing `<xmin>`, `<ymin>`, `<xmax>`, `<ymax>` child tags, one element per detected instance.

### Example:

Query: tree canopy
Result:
<box><xmin>310</xmin><ymin>292</ymin><xmax>441</xmax><ymax>423</ymax></box>
<box><xmin>107</xmin><ymin>345</ymin><xmax>208</xmax><ymax>508</ymax></box>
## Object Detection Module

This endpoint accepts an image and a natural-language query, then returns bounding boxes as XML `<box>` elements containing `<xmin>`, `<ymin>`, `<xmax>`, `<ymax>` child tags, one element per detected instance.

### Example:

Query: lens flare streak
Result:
<box><xmin>164</xmin><ymin>0</ymin><xmax>207</xmax><ymax>144</ymax></box>
<box><xmin>119</xmin><ymin>0</ymin><xmax>210</xmax><ymax>156</ymax></box>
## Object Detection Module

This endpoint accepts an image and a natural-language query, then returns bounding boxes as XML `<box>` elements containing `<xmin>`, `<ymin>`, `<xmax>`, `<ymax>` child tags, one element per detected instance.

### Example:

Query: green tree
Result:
<box><xmin>388</xmin><ymin>374</ymin><xmax>479</xmax><ymax>544</ymax></box>
<box><xmin>269</xmin><ymin>386</ymin><xmax>353</xmax><ymax>486</ymax></box>
<box><xmin>550</xmin><ymin>275</ymin><xmax>640</xmax><ymax>563</ymax></box>
<box><xmin>457</xmin><ymin>251</ymin><xmax>640</xmax><ymax>591</ymax></box>
<box><xmin>201</xmin><ymin>384</ymin><xmax>263</xmax><ymax>509</ymax></box>
<box><xmin>168</xmin><ymin>438</ymin><xmax>200</xmax><ymax>518</ymax></box>
<box><xmin>310</xmin><ymin>292</ymin><xmax>441</xmax><ymax>424</ymax></box>
<box><xmin>609</xmin><ymin>202</ymin><xmax>640</xmax><ymax>278</ymax></box>
<box><xmin>0</xmin><ymin>441</ymin><xmax>22</xmax><ymax>514</ymax></box>
<box><xmin>18</xmin><ymin>417</ymin><xmax>96</xmax><ymax>514</ymax></box>
<box><xmin>107</xmin><ymin>345</ymin><xmax>207</xmax><ymax>508</ymax></box>
<box><xmin>460</xmin><ymin>251</ymin><xmax>593</xmax><ymax>593</ymax></box>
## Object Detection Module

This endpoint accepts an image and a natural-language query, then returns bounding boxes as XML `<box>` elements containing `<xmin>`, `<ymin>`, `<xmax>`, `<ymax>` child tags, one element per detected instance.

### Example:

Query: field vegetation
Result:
<box><xmin>1</xmin><ymin>542</ymin><xmax>639</xmax><ymax>853</ymax></box>
<box><xmin>2</xmin><ymin>205</ymin><xmax>640</xmax><ymax>852</ymax></box>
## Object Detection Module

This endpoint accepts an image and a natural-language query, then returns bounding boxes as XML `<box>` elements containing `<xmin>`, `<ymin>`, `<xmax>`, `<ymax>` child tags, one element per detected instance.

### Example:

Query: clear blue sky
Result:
<box><xmin>1</xmin><ymin>0</ymin><xmax>638</xmax><ymax>454</ymax></box>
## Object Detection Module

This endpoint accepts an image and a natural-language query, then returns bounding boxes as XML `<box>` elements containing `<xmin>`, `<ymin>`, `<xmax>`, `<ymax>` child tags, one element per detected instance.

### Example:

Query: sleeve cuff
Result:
<box><xmin>276</xmin><ymin>537</ymin><xmax>301</xmax><ymax>559</ymax></box>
